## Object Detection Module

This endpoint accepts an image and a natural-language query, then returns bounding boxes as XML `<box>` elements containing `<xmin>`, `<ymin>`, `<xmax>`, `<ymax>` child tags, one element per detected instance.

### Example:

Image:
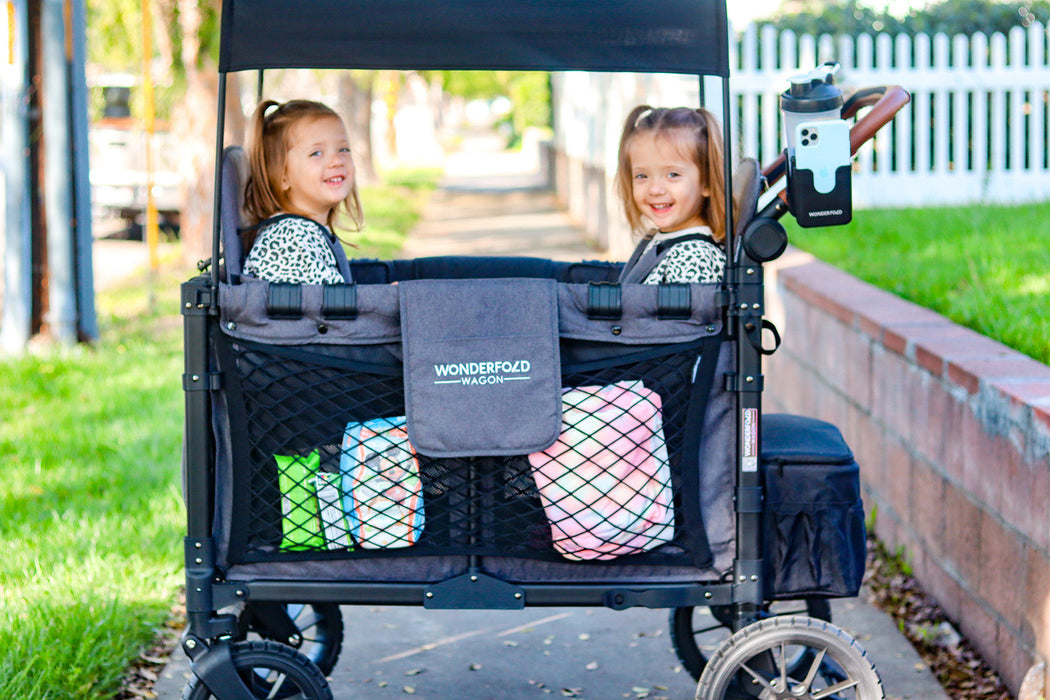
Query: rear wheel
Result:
<box><xmin>670</xmin><ymin>599</ymin><xmax>832</xmax><ymax>680</ymax></box>
<box><xmin>694</xmin><ymin>615</ymin><xmax>883</xmax><ymax>700</ymax></box>
<box><xmin>182</xmin><ymin>639</ymin><xmax>333</xmax><ymax>700</ymax></box>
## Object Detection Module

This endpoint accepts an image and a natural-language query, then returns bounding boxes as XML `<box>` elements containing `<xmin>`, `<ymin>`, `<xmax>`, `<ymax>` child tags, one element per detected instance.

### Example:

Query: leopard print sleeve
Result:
<box><xmin>243</xmin><ymin>216</ymin><xmax>345</xmax><ymax>285</ymax></box>
<box><xmin>643</xmin><ymin>239</ymin><xmax>726</xmax><ymax>284</ymax></box>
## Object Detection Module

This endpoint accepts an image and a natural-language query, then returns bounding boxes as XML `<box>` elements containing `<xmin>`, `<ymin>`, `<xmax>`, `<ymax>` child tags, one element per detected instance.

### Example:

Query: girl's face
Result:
<box><xmin>627</xmin><ymin>131</ymin><xmax>708</xmax><ymax>232</ymax></box>
<box><xmin>281</xmin><ymin>115</ymin><xmax>355</xmax><ymax>225</ymax></box>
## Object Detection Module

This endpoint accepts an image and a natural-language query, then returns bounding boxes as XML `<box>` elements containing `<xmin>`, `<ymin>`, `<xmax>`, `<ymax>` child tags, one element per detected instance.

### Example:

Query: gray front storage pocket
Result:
<box><xmin>761</xmin><ymin>414</ymin><xmax>867</xmax><ymax>599</ymax></box>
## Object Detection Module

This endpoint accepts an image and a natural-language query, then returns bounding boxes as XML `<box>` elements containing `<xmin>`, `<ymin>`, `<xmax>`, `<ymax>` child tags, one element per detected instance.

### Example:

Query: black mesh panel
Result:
<box><xmin>217</xmin><ymin>331</ymin><xmax>715</xmax><ymax>567</ymax></box>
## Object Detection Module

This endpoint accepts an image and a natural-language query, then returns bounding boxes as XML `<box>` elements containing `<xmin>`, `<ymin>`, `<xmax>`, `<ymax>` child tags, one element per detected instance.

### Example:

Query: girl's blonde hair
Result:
<box><xmin>614</xmin><ymin>105</ymin><xmax>732</xmax><ymax>242</ymax></box>
<box><xmin>242</xmin><ymin>99</ymin><xmax>363</xmax><ymax>250</ymax></box>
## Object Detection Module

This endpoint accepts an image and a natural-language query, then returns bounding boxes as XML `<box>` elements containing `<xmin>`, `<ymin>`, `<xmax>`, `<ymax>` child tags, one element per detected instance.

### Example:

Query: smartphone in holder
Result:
<box><xmin>788</xmin><ymin>119</ymin><xmax>852</xmax><ymax>227</ymax></box>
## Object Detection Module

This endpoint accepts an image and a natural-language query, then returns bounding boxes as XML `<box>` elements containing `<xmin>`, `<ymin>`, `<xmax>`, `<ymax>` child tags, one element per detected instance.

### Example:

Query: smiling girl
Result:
<box><xmin>242</xmin><ymin>99</ymin><xmax>363</xmax><ymax>284</ymax></box>
<box><xmin>615</xmin><ymin>106</ymin><xmax>730</xmax><ymax>284</ymax></box>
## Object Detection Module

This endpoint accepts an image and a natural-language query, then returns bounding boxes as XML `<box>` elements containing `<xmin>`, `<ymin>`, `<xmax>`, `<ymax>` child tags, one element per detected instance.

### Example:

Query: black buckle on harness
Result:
<box><xmin>322</xmin><ymin>283</ymin><xmax>358</xmax><ymax>320</ymax></box>
<box><xmin>267</xmin><ymin>283</ymin><xmax>302</xmax><ymax>319</ymax></box>
<box><xmin>587</xmin><ymin>282</ymin><xmax>622</xmax><ymax>320</ymax></box>
<box><xmin>657</xmin><ymin>283</ymin><xmax>691</xmax><ymax>319</ymax></box>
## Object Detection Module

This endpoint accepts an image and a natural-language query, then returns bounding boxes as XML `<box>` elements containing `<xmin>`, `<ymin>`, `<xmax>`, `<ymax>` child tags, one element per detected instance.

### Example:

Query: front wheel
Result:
<box><xmin>670</xmin><ymin>599</ymin><xmax>832</xmax><ymax>680</ymax></box>
<box><xmin>182</xmin><ymin>640</ymin><xmax>333</xmax><ymax>700</ymax></box>
<box><xmin>238</xmin><ymin>602</ymin><xmax>344</xmax><ymax>676</ymax></box>
<box><xmin>695</xmin><ymin>615</ymin><xmax>883</xmax><ymax>700</ymax></box>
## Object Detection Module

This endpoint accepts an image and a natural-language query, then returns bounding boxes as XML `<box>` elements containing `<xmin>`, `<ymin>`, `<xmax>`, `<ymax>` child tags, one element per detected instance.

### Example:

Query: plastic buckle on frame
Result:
<box><xmin>587</xmin><ymin>282</ymin><xmax>622</xmax><ymax>320</ymax></box>
<box><xmin>656</xmin><ymin>283</ymin><xmax>691</xmax><ymax>319</ymax></box>
<box><xmin>322</xmin><ymin>283</ymin><xmax>358</xmax><ymax>320</ymax></box>
<box><xmin>267</xmin><ymin>283</ymin><xmax>302</xmax><ymax>319</ymax></box>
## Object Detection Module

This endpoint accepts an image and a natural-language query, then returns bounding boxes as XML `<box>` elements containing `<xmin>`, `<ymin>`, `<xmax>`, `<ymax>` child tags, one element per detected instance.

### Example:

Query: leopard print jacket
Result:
<box><xmin>243</xmin><ymin>214</ymin><xmax>346</xmax><ymax>285</ymax></box>
<box><xmin>643</xmin><ymin>234</ymin><xmax>726</xmax><ymax>284</ymax></box>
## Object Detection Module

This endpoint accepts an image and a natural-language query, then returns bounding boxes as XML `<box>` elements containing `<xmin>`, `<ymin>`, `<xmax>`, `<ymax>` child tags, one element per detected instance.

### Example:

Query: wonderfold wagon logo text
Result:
<box><xmin>432</xmin><ymin>360</ymin><xmax>532</xmax><ymax>386</ymax></box>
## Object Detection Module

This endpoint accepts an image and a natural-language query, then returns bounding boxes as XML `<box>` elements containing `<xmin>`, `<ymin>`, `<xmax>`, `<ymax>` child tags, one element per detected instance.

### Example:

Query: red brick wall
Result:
<box><xmin>764</xmin><ymin>249</ymin><xmax>1050</xmax><ymax>694</ymax></box>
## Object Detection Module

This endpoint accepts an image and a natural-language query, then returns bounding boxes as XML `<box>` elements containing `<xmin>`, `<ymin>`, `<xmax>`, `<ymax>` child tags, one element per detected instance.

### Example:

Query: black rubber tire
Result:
<box><xmin>182</xmin><ymin>639</ymin><xmax>333</xmax><ymax>699</ymax></box>
<box><xmin>670</xmin><ymin>599</ymin><xmax>832</xmax><ymax>681</ymax></box>
<box><xmin>238</xmin><ymin>602</ymin><xmax>344</xmax><ymax>676</ymax></box>
<box><xmin>694</xmin><ymin>615</ymin><xmax>883</xmax><ymax>700</ymax></box>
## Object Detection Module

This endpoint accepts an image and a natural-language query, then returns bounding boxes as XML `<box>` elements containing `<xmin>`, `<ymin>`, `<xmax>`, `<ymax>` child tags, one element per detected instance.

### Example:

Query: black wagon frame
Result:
<box><xmin>180</xmin><ymin>1</ymin><xmax>910</xmax><ymax>697</ymax></box>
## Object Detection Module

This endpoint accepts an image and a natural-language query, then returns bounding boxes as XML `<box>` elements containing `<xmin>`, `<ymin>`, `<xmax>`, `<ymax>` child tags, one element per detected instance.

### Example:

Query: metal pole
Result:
<box><xmin>41</xmin><ymin>0</ymin><xmax>77</xmax><ymax>344</ymax></box>
<box><xmin>1</xmin><ymin>0</ymin><xmax>32</xmax><ymax>353</ymax></box>
<box><xmin>142</xmin><ymin>0</ymin><xmax>159</xmax><ymax>308</ymax></box>
<box><xmin>70</xmin><ymin>0</ymin><xmax>96</xmax><ymax>341</ymax></box>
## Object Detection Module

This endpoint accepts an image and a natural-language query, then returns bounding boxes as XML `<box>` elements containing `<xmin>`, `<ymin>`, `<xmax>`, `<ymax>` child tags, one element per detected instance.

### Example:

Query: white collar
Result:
<box><xmin>646</xmin><ymin>225</ymin><xmax>713</xmax><ymax>248</ymax></box>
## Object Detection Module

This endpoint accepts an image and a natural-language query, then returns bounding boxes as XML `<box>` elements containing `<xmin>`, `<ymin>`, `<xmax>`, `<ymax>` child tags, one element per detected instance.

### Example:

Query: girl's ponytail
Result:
<box><xmin>243</xmin><ymin>100</ymin><xmax>283</xmax><ymax>249</ymax></box>
<box><xmin>695</xmin><ymin>107</ymin><xmax>729</xmax><ymax>243</ymax></box>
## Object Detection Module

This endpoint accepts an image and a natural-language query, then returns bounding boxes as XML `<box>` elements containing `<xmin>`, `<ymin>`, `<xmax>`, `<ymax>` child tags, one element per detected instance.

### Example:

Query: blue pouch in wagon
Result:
<box><xmin>339</xmin><ymin>416</ymin><xmax>424</xmax><ymax>549</ymax></box>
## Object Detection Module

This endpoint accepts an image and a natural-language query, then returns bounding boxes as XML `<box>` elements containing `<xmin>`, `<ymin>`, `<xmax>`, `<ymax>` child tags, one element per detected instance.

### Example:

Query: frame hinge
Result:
<box><xmin>724</xmin><ymin>372</ymin><xmax>763</xmax><ymax>392</ymax></box>
<box><xmin>181</xmin><ymin>284</ymin><xmax>217</xmax><ymax>316</ymax></box>
<box><xmin>184</xmin><ymin>372</ymin><xmax>222</xmax><ymax>391</ymax></box>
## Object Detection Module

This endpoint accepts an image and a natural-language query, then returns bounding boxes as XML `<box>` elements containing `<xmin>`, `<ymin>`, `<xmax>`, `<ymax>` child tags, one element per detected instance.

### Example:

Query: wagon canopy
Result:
<box><xmin>218</xmin><ymin>0</ymin><xmax>730</xmax><ymax>76</ymax></box>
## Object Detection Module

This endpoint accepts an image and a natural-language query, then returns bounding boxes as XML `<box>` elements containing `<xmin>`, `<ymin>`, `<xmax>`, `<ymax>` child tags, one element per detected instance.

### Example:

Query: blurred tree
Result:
<box><xmin>434</xmin><ymin>70</ymin><xmax>550</xmax><ymax>146</ymax></box>
<box><xmin>758</xmin><ymin>0</ymin><xmax>1050</xmax><ymax>36</ymax></box>
<box><xmin>88</xmin><ymin>0</ymin><xmax>238</xmax><ymax>265</ymax></box>
<box><xmin>338</xmin><ymin>71</ymin><xmax>378</xmax><ymax>186</ymax></box>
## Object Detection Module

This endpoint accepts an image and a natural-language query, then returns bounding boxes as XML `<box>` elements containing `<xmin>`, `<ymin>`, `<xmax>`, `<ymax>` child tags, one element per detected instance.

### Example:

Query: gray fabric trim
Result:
<box><xmin>698</xmin><ymin>342</ymin><xmax>736</xmax><ymax>574</ymax></box>
<box><xmin>218</xmin><ymin>279</ymin><xmax>401</xmax><ymax>346</ymax></box>
<box><xmin>217</xmin><ymin>280</ymin><xmax>722</xmax><ymax>347</ymax></box>
<box><xmin>224</xmin><ymin>556</ymin><xmax>720</xmax><ymax>585</ymax></box>
<box><xmin>226</xmin><ymin>557</ymin><xmax>469</xmax><ymax>582</ymax></box>
<box><xmin>480</xmin><ymin>556</ymin><xmax>721</xmax><ymax>584</ymax></box>
<box><xmin>399</xmin><ymin>278</ymin><xmax>562</xmax><ymax>457</ymax></box>
<box><xmin>557</xmin><ymin>283</ymin><xmax>722</xmax><ymax>344</ymax></box>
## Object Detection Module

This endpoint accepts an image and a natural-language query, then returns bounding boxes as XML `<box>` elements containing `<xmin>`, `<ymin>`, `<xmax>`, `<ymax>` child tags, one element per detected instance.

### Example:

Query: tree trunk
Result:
<box><xmin>338</xmin><ymin>71</ymin><xmax>377</xmax><ymax>186</ymax></box>
<box><xmin>169</xmin><ymin>0</ymin><xmax>222</xmax><ymax>267</ymax></box>
<box><xmin>175</xmin><ymin>69</ymin><xmax>217</xmax><ymax>266</ymax></box>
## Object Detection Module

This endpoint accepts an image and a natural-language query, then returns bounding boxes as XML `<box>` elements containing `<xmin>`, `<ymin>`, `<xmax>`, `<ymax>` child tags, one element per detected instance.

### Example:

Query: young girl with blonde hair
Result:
<box><xmin>615</xmin><ymin>105</ymin><xmax>731</xmax><ymax>284</ymax></box>
<box><xmin>242</xmin><ymin>99</ymin><xmax>363</xmax><ymax>284</ymax></box>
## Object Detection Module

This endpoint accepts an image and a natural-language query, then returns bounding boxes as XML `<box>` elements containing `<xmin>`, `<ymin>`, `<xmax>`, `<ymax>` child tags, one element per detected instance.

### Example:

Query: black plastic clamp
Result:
<box><xmin>736</xmin><ymin>486</ymin><xmax>764</xmax><ymax>514</ymax></box>
<box><xmin>267</xmin><ymin>283</ymin><xmax>302</xmax><ymax>319</ymax></box>
<box><xmin>587</xmin><ymin>282</ymin><xmax>622</xmax><ymax>320</ymax></box>
<box><xmin>656</xmin><ymin>283</ymin><xmax>691</xmax><ymax>319</ymax></box>
<box><xmin>322</xmin><ymin>283</ymin><xmax>358</xmax><ymax>320</ymax></box>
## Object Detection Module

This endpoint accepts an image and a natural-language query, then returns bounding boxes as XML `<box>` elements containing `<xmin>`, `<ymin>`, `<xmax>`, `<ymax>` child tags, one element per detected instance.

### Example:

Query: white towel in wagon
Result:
<box><xmin>339</xmin><ymin>416</ymin><xmax>424</xmax><ymax>549</ymax></box>
<box><xmin>527</xmin><ymin>380</ymin><xmax>675</xmax><ymax>560</ymax></box>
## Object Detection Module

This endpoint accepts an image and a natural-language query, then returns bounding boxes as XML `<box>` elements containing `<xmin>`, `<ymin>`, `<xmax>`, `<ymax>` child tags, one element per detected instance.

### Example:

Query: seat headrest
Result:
<box><xmin>733</xmin><ymin>157</ymin><xmax>761</xmax><ymax>240</ymax></box>
<box><xmin>220</xmin><ymin>145</ymin><xmax>250</xmax><ymax>283</ymax></box>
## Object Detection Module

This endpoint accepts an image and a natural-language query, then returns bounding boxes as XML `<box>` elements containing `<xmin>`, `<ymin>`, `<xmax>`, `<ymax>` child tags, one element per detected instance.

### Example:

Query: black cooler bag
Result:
<box><xmin>761</xmin><ymin>413</ymin><xmax>867</xmax><ymax>599</ymax></box>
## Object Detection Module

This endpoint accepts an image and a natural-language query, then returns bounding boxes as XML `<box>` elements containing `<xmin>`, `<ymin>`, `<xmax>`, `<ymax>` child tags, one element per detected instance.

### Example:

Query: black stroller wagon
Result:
<box><xmin>180</xmin><ymin>1</ymin><xmax>910</xmax><ymax>697</ymax></box>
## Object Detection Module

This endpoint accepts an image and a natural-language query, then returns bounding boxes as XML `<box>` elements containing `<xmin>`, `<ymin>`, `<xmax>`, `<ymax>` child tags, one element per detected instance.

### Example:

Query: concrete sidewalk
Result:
<box><xmin>151</xmin><ymin>145</ymin><xmax>949</xmax><ymax>700</ymax></box>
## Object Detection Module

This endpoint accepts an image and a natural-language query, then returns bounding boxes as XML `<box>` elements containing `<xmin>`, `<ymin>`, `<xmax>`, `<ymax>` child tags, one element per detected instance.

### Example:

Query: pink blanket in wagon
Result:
<box><xmin>527</xmin><ymin>380</ymin><xmax>674</xmax><ymax>560</ymax></box>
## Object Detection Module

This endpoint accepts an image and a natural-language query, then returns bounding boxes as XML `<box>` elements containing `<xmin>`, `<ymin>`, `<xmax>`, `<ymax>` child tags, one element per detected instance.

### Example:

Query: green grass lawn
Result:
<box><xmin>0</xmin><ymin>170</ymin><xmax>436</xmax><ymax>698</ymax></box>
<box><xmin>786</xmin><ymin>200</ymin><xmax>1050</xmax><ymax>365</ymax></box>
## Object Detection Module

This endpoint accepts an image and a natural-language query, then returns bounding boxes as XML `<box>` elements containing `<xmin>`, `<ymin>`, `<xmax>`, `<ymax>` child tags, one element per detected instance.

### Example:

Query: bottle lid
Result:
<box><xmin>780</xmin><ymin>63</ymin><xmax>843</xmax><ymax>113</ymax></box>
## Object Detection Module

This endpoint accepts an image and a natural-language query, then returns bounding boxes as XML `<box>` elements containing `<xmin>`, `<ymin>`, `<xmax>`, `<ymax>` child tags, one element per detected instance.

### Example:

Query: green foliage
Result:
<box><xmin>433</xmin><ymin>70</ymin><xmax>551</xmax><ymax>142</ymax></box>
<box><xmin>0</xmin><ymin>261</ymin><xmax>187</xmax><ymax>698</ymax></box>
<box><xmin>786</xmin><ymin>200</ymin><xmax>1050</xmax><ymax>365</ymax></box>
<box><xmin>757</xmin><ymin>0</ymin><xmax>1050</xmax><ymax>36</ymax></box>
<box><xmin>0</xmin><ymin>163</ymin><xmax>437</xmax><ymax>694</ymax></box>
<box><xmin>353</xmin><ymin>167</ymin><xmax>441</xmax><ymax>258</ymax></box>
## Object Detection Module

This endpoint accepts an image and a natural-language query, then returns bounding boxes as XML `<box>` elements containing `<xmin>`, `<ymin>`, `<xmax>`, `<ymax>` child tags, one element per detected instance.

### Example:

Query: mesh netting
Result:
<box><xmin>217</xmin><ymin>334</ymin><xmax>714</xmax><ymax>565</ymax></box>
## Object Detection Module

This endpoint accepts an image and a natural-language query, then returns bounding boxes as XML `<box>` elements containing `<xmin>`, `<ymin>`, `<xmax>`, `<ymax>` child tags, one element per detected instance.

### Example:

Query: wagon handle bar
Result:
<box><xmin>759</xmin><ymin>85</ymin><xmax>912</xmax><ymax>208</ymax></box>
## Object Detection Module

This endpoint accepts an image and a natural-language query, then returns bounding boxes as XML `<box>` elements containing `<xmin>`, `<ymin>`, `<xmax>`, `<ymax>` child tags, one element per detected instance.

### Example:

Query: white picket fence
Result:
<box><xmin>552</xmin><ymin>22</ymin><xmax>1050</xmax><ymax>214</ymax></box>
<box><xmin>733</xmin><ymin>22</ymin><xmax>1050</xmax><ymax>207</ymax></box>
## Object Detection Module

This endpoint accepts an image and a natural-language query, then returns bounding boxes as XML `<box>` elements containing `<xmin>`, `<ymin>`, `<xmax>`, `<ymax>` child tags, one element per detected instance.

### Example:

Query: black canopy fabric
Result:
<box><xmin>219</xmin><ymin>0</ymin><xmax>730</xmax><ymax>76</ymax></box>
